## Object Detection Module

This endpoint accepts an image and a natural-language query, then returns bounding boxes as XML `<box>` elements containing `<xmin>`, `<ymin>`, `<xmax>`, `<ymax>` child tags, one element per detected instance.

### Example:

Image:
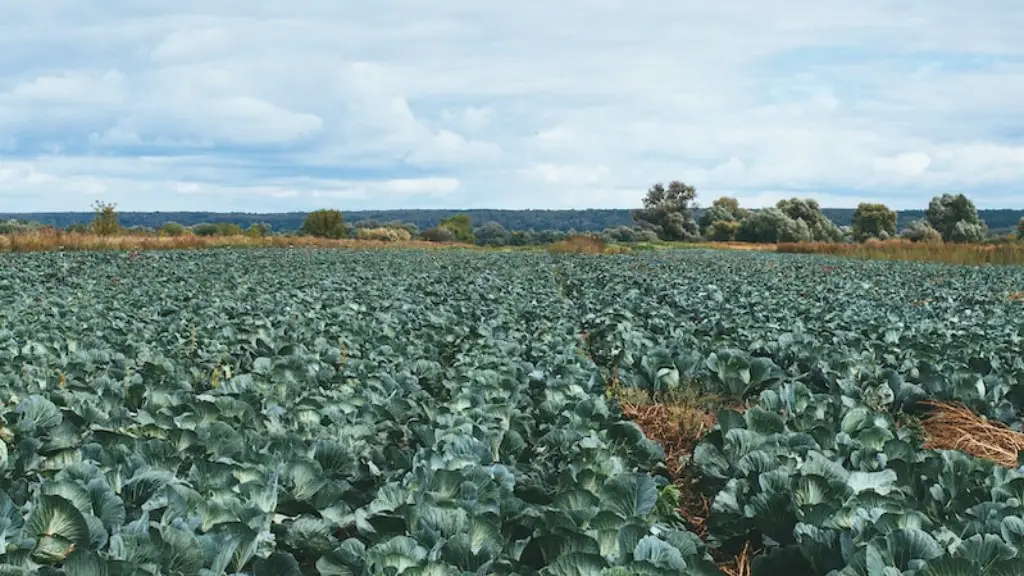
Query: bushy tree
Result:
<box><xmin>632</xmin><ymin>181</ymin><xmax>699</xmax><ymax>241</ymax></box>
<box><xmin>736</xmin><ymin>208</ymin><xmax>812</xmax><ymax>243</ymax></box>
<box><xmin>421</xmin><ymin>227</ymin><xmax>455</xmax><ymax>242</ymax></box>
<box><xmin>396</xmin><ymin>222</ymin><xmax>420</xmax><ymax>238</ymax></box>
<box><xmin>925</xmin><ymin>194</ymin><xmax>987</xmax><ymax>242</ymax></box>
<box><xmin>193</xmin><ymin>223</ymin><xmax>243</xmax><ymax>237</ymax></box>
<box><xmin>699</xmin><ymin>196</ymin><xmax>749</xmax><ymax>240</ymax></box>
<box><xmin>706</xmin><ymin>220</ymin><xmax>741</xmax><ymax>242</ymax></box>
<box><xmin>1017</xmin><ymin>217</ymin><xmax>1024</xmax><ymax>240</ymax></box>
<box><xmin>948</xmin><ymin>220</ymin><xmax>987</xmax><ymax>243</ymax></box>
<box><xmin>158</xmin><ymin>222</ymin><xmax>188</xmax><ymax>237</ymax></box>
<box><xmin>851</xmin><ymin>202</ymin><xmax>897</xmax><ymax>241</ymax></box>
<box><xmin>91</xmin><ymin>200</ymin><xmax>121</xmax><ymax>236</ymax></box>
<box><xmin>474</xmin><ymin>221</ymin><xmax>509</xmax><ymax>246</ymax></box>
<box><xmin>440</xmin><ymin>214</ymin><xmax>474</xmax><ymax>243</ymax></box>
<box><xmin>301</xmin><ymin>209</ymin><xmax>347</xmax><ymax>239</ymax></box>
<box><xmin>776</xmin><ymin>198</ymin><xmax>842</xmax><ymax>242</ymax></box>
<box><xmin>600</xmin><ymin>226</ymin><xmax>660</xmax><ymax>244</ymax></box>
<box><xmin>0</xmin><ymin>219</ymin><xmax>45</xmax><ymax>234</ymax></box>
<box><xmin>245</xmin><ymin>223</ymin><xmax>272</xmax><ymax>238</ymax></box>
<box><xmin>900</xmin><ymin>219</ymin><xmax>942</xmax><ymax>243</ymax></box>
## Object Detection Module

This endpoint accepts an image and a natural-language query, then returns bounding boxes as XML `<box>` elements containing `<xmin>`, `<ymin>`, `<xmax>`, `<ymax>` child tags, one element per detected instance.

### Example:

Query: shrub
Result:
<box><xmin>192</xmin><ymin>223</ymin><xmax>243</xmax><ymax>237</ymax></box>
<box><xmin>301</xmin><ymin>209</ymin><xmax>347</xmax><ymax>239</ymax></box>
<box><xmin>159</xmin><ymin>222</ymin><xmax>189</xmax><ymax>237</ymax></box>
<box><xmin>421</xmin><ymin>227</ymin><xmax>456</xmax><ymax>242</ymax></box>
<box><xmin>355</xmin><ymin>227</ymin><xmax>413</xmax><ymax>242</ymax></box>
<box><xmin>901</xmin><ymin>219</ymin><xmax>943</xmax><ymax>243</ymax></box>
<box><xmin>245</xmin><ymin>223</ymin><xmax>272</xmax><ymax>238</ymax></box>
<box><xmin>0</xmin><ymin>219</ymin><xmax>44</xmax><ymax>235</ymax></box>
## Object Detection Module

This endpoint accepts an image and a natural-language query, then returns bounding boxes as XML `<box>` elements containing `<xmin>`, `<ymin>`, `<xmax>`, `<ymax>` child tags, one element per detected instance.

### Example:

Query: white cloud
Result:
<box><xmin>0</xmin><ymin>0</ymin><xmax>1023</xmax><ymax>211</ymax></box>
<box><xmin>524</xmin><ymin>164</ymin><xmax>610</xmax><ymax>187</ymax></box>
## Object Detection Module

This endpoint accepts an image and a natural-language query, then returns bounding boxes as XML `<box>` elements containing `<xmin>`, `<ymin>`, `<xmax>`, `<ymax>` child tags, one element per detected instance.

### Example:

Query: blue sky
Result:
<box><xmin>1</xmin><ymin>1</ymin><xmax>1023</xmax><ymax>213</ymax></box>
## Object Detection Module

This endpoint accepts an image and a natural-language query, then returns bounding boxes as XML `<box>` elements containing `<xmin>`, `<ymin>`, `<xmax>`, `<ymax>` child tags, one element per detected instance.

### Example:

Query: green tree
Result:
<box><xmin>699</xmin><ymin>196</ymin><xmax>749</xmax><ymax>240</ymax></box>
<box><xmin>440</xmin><ymin>214</ymin><xmax>474</xmax><ymax>243</ymax></box>
<box><xmin>851</xmin><ymin>203</ymin><xmax>897</xmax><ymax>241</ymax></box>
<box><xmin>245</xmin><ymin>223</ymin><xmax>272</xmax><ymax>238</ymax></box>
<box><xmin>300</xmin><ymin>209</ymin><xmax>347</xmax><ymax>239</ymax></box>
<box><xmin>925</xmin><ymin>193</ymin><xmax>987</xmax><ymax>242</ymax></box>
<box><xmin>1017</xmin><ymin>217</ymin><xmax>1024</xmax><ymax>240</ymax></box>
<box><xmin>90</xmin><ymin>201</ymin><xmax>121</xmax><ymax>236</ymax></box>
<box><xmin>776</xmin><ymin>198</ymin><xmax>842</xmax><ymax>242</ymax></box>
<box><xmin>736</xmin><ymin>208</ymin><xmax>811</xmax><ymax>243</ymax></box>
<box><xmin>158</xmin><ymin>222</ymin><xmax>188</xmax><ymax>237</ymax></box>
<box><xmin>632</xmin><ymin>181</ymin><xmax>699</xmax><ymax>241</ymax></box>
<box><xmin>474</xmin><ymin>221</ymin><xmax>509</xmax><ymax>246</ymax></box>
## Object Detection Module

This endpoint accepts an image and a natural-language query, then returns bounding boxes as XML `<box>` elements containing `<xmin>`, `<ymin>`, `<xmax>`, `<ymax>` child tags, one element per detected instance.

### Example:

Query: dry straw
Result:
<box><xmin>620</xmin><ymin>399</ymin><xmax>753</xmax><ymax>575</ymax></box>
<box><xmin>920</xmin><ymin>400</ymin><xmax>1024</xmax><ymax>468</ymax></box>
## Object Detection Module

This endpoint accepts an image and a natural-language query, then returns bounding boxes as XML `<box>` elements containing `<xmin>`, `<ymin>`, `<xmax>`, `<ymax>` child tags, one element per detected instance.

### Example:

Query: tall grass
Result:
<box><xmin>0</xmin><ymin>230</ymin><xmax>462</xmax><ymax>253</ymax></box>
<box><xmin>778</xmin><ymin>238</ymin><xmax>1024</xmax><ymax>266</ymax></box>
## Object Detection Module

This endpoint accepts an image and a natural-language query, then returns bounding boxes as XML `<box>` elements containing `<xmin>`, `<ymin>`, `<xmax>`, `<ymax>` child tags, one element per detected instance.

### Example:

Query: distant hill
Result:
<box><xmin>2</xmin><ymin>207</ymin><xmax>1022</xmax><ymax>235</ymax></box>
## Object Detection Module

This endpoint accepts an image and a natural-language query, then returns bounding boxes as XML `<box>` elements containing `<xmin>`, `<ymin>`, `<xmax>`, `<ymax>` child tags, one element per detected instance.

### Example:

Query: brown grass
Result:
<box><xmin>621</xmin><ymin>401</ymin><xmax>717</xmax><ymax>478</ymax></box>
<box><xmin>0</xmin><ymin>231</ymin><xmax>467</xmax><ymax>253</ymax></box>
<box><xmin>618</xmin><ymin>388</ymin><xmax>755</xmax><ymax>572</ymax></box>
<box><xmin>920</xmin><ymin>401</ymin><xmax>1024</xmax><ymax>468</ymax></box>
<box><xmin>778</xmin><ymin>238</ymin><xmax>1024</xmax><ymax>266</ymax></box>
<box><xmin>548</xmin><ymin>234</ymin><xmax>631</xmax><ymax>255</ymax></box>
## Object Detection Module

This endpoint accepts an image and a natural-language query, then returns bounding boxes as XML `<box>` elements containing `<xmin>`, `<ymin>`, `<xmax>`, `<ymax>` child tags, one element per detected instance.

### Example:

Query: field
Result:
<box><xmin>1</xmin><ymin>247</ymin><xmax>1023</xmax><ymax>575</ymax></box>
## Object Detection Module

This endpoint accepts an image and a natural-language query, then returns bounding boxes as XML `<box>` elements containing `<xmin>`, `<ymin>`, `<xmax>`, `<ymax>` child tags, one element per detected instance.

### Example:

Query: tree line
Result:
<box><xmin>2</xmin><ymin>185</ymin><xmax>1023</xmax><ymax>245</ymax></box>
<box><xmin>629</xmin><ymin>182</ymin><xmax>1015</xmax><ymax>244</ymax></box>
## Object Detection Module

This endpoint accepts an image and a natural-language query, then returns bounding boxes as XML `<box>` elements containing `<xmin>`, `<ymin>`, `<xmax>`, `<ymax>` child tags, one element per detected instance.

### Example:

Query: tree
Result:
<box><xmin>1017</xmin><ymin>217</ymin><xmax>1024</xmax><ymax>240</ymax></box>
<box><xmin>158</xmin><ymin>222</ymin><xmax>188</xmax><ymax>237</ymax></box>
<box><xmin>421</xmin><ymin>227</ymin><xmax>455</xmax><ymax>242</ymax></box>
<box><xmin>91</xmin><ymin>201</ymin><xmax>121</xmax><ymax>236</ymax></box>
<box><xmin>925</xmin><ymin>194</ymin><xmax>987</xmax><ymax>242</ymax></box>
<box><xmin>301</xmin><ymin>209</ymin><xmax>347</xmax><ymax>239</ymax></box>
<box><xmin>245</xmin><ymin>223</ymin><xmax>272</xmax><ymax>238</ymax></box>
<box><xmin>851</xmin><ymin>203</ymin><xmax>897</xmax><ymax>241</ymax></box>
<box><xmin>736</xmin><ymin>208</ymin><xmax>812</xmax><ymax>243</ymax></box>
<box><xmin>900</xmin><ymin>219</ymin><xmax>942</xmax><ymax>243</ymax></box>
<box><xmin>632</xmin><ymin>181</ymin><xmax>699</xmax><ymax>241</ymax></box>
<box><xmin>439</xmin><ymin>214</ymin><xmax>474</xmax><ymax>243</ymax></box>
<box><xmin>699</xmin><ymin>196</ymin><xmax>749</xmax><ymax>240</ymax></box>
<box><xmin>776</xmin><ymin>198</ymin><xmax>842</xmax><ymax>242</ymax></box>
<box><xmin>474</xmin><ymin>221</ymin><xmax>509</xmax><ymax>246</ymax></box>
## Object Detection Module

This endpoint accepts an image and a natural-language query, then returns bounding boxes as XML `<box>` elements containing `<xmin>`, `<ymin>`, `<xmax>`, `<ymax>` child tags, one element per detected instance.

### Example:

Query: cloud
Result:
<box><xmin>0</xmin><ymin>0</ymin><xmax>1023</xmax><ymax>212</ymax></box>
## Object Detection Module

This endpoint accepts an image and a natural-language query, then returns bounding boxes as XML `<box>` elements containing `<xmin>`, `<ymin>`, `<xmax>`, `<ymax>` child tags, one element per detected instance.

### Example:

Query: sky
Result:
<box><xmin>1</xmin><ymin>2</ymin><xmax>1023</xmax><ymax>213</ymax></box>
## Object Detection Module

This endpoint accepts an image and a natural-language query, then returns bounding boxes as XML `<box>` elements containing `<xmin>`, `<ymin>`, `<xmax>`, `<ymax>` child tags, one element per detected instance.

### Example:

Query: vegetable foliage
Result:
<box><xmin>0</xmin><ymin>248</ymin><xmax>1023</xmax><ymax>575</ymax></box>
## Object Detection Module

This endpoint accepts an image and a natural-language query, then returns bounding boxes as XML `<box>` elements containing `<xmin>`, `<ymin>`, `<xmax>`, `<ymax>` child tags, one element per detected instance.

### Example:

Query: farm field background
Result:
<box><xmin>1</xmin><ymin>248</ymin><xmax>1023</xmax><ymax>575</ymax></box>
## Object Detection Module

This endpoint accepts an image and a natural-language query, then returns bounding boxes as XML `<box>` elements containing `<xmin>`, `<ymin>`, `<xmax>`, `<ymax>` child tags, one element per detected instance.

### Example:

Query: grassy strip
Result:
<box><xmin>778</xmin><ymin>238</ymin><xmax>1024</xmax><ymax>266</ymax></box>
<box><xmin>0</xmin><ymin>231</ymin><xmax>473</xmax><ymax>253</ymax></box>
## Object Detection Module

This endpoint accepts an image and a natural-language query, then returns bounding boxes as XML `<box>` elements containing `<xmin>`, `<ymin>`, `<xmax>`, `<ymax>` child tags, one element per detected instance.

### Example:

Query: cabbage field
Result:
<box><xmin>1</xmin><ymin>248</ymin><xmax>1023</xmax><ymax>575</ymax></box>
